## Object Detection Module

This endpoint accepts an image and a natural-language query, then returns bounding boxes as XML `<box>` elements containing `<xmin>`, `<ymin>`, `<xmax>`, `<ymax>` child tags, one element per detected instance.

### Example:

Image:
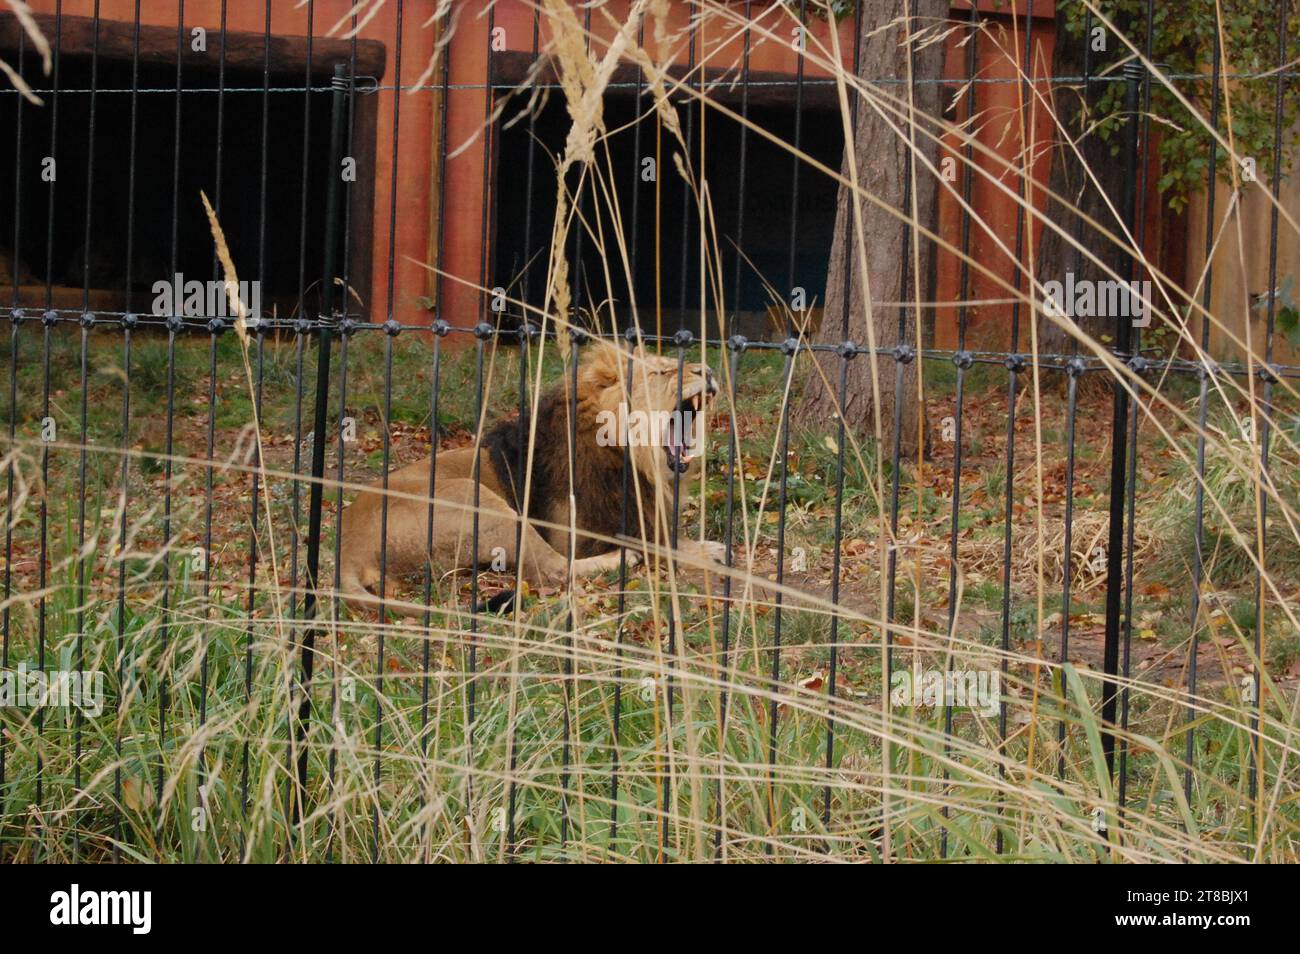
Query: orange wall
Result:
<box><xmin>24</xmin><ymin>1</ymin><xmax>1067</xmax><ymax>344</ymax></box>
<box><xmin>933</xmin><ymin>1</ymin><xmax>1057</xmax><ymax>349</ymax></box>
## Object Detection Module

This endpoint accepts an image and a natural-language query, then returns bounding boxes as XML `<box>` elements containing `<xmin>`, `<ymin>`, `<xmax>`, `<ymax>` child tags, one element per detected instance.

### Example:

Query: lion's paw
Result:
<box><xmin>685</xmin><ymin>540</ymin><xmax>728</xmax><ymax>565</ymax></box>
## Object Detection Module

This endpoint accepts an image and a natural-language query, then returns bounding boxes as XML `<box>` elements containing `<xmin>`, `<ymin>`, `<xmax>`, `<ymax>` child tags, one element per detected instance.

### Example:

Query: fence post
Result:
<box><xmin>1100</xmin><ymin>62</ymin><xmax>1145</xmax><ymax>777</ymax></box>
<box><xmin>291</xmin><ymin>62</ymin><xmax>350</xmax><ymax>827</ymax></box>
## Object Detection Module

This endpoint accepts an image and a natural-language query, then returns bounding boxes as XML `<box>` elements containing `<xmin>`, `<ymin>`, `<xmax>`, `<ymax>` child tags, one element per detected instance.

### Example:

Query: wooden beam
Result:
<box><xmin>0</xmin><ymin>12</ymin><xmax>386</xmax><ymax>79</ymax></box>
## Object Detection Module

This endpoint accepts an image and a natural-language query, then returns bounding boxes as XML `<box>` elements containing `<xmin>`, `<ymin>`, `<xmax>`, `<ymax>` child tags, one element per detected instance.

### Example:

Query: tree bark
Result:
<box><xmin>1033</xmin><ymin>27</ymin><xmax>1131</xmax><ymax>354</ymax></box>
<box><xmin>792</xmin><ymin>0</ymin><xmax>947</xmax><ymax>458</ymax></box>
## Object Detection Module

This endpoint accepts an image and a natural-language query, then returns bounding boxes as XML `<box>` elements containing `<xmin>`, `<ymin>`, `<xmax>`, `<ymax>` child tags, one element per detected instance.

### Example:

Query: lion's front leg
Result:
<box><xmin>570</xmin><ymin>546</ymin><xmax>642</xmax><ymax>580</ymax></box>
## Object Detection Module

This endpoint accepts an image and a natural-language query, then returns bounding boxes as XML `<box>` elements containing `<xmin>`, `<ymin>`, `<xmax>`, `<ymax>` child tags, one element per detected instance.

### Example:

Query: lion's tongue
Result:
<box><xmin>666</xmin><ymin>426</ymin><xmax>690</xmax><ymax>472</ymax></box>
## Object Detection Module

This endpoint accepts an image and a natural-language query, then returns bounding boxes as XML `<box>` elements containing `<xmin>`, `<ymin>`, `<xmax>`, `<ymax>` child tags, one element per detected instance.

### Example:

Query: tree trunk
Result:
<box><xmin>792</xmin><ymin>0</ymin><xmax>947</xmax><ymax>458</ymax></box>
<box><xmin>1034</xmin><ymin>26</ymin><xmax>1131</xmax><ymax>354</ymax></box>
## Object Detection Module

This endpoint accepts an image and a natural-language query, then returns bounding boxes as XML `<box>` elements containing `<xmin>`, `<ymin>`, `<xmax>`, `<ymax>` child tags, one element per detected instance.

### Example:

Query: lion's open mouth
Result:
<box><xmin>664</xmin><ymin>377</ymin><xmax>717</xmax><ymax>473</ymax></box>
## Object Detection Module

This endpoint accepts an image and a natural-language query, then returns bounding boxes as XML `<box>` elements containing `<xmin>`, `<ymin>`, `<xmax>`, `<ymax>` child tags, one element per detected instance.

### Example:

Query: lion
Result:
<box><xmin>337</xmin><ymin>340</ymin><xmax>724</xmax><ymax>611</ymax></box>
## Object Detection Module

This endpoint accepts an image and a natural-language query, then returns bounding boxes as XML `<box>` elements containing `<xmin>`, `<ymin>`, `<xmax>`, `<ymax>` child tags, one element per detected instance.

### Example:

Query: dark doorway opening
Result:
<box><xmin>492</xmin><ymin>85</ymin><xmax>843</xmax><ymax>340</ymax></box>
<box><xmin>0</xmin><ymin>15</ymin><xmax>382</xmax><ymax>320</ymax></box>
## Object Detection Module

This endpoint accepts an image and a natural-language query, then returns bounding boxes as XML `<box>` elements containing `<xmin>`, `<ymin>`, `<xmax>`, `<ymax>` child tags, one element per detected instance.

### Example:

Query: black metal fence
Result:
<box><xmin>1</xmin><ymin>0</ymin><xmax>1298</xmax><ymax>862</ymax></box>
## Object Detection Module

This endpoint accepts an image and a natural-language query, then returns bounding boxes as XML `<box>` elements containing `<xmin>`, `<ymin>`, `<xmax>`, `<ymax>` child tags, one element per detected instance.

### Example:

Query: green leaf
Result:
<box><xmin>1278</xmin><ymin>306</ymin><xmax>1300</xmax><ymax>348</ymax></box>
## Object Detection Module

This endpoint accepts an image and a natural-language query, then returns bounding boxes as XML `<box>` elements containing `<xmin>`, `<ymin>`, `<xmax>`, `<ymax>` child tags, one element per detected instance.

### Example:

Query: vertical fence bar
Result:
<box><xmin>156</xmin><ymin>0</ymin><xmax>186</xmax><ymax>813</ymax></box>
<box><xmin>884</xmin><ymin>4</ymin><xmax>921</xmax><ymax>852</ymax></box>
<box><xmin>676</xmin><ymin>19</ymin><xmax>698</xmax><ymax>330</ymax></box>
<box><xmin>1250</xmin><ymin>0</ymin><xmax>1288</xmax><ymax>819</ymax></box>
<box><xmin>325</xmin><ymin>7</ymin><xmax>360</xmax><ymax>863</ymax></box>
<box><xmin>728</xmin><ymin>1</ymin><xmax>752</xmax><ymax>341</ymax></box>
<box><xmin>468</xmin><ymin>0</ymin><xmax>498</xmax><ymax>849</ymax></box>
<box><xmin>1057</xmin><ymin>9</ymin><xmax>1094</xmax><ymax>781</ymax></box>
<box><xmin>373</xmin><ymin>0</ymin><xmax>407</xmax><ymax>861</ymax></box>
<box><xmin>289</xmin><ymin>3</ymin><xmax>317</xmax><ymax>629</ymax></box>
<box><xmin>660</xmin><ymin>6</ymin><xmax>699</xmax><ymax>847</ymax></box>
<box><xmin>197</xmin><ymin>0</ymin><xmax>229</xmax><ymax>798</ymax></box>
<box><xmin>940</xmin><ymin>334</ymin><xmax>969</xmax><ymax>850</ymax></box>
<box><xmin>712</xmin><ymin>0</ymin><xmax>756</xmax><ymax>860</ymax></box>
<box><xmin>1099</xmin><ymin>62</ymin><xmax>1143</xmax><ymax>778</ymax></box>
<box><xmin>420</xmin><ymin>320</ymin><xmax>446</xmax><ymax>756</ymax></box>
<box><xmin>764</xmin><ymin>0</ymin><xmax>810</xmax><ymax>857</ymax></box>
<box><xmin>0</xmin><ymin>314</ymin><xmax>13</xmax><ymax>817</ymax></box>
<box><xmin>886</xmin><ymin>0</ymin><xmax>926</xmax><ymax>693</ymax></box>
<box><xmin>416</xmin><ymin>320</ymin><xmax>448</xmax><ymax>864</ymax></box>
<box><xmin>0</xmin><ymin>0</ymin><xmax>25</xmax><ymax>830</ymax></box>
<box><xmin>1117</xmin><ymin>351</ymin><xmax>1144</xmax><ymax>820</ymax></box>
<box><xmin>661</xmin><ymin>329</ymin><xmax>690</xmax><ymax>858</ymax></box>
<box><xmin>786</xmin><ymin>0</ymin><xmax>807</xmax><ymax>337</ymax></box>
<box><xmin>468</xmin><ymin>323</ymin><xmax>492</xmax><ymax>824</ymax></box>
<box><xmin>71</xmin><ymin>1</ymin><xmax>101</xmax><ymax>860</ymax></box>
<box><xmin>36</xmin><ymin>313</ymin><xmax>49</xmax><ymax>816</ymax></box>
<box><xmin>508</xmin><ymin>5</ymin><xmax>542</xmax><ymax>852</ymax></box>
<box><xmin>821</xmin><ymin>343</ymin><xmax>852</xmax><ymax>843</ymax></box>
<box><xmin>1185</xmin><ymin>26</ymin><xmax>1222</xmax><ymax>805</ymax></box>
<box><xmin>1</xmin><ymin>0</ymin><xmax>22</xmax><ymax>818</ymax></box>
<box><xmin>293</xmin><ymin>63</ymin><xmax>349</xmax><ymax>828</ymax></box>
<box><xmin>1117</xmin><ymin>0</ymin><xmax>1158</xmax><ymax>818</ymax></box>
<box><xmin>35</xmin><ymin>0</ymin><xmax>64</xmax><ymax>824</ymax></box>
<box><xmin>715</xmin><ymin>337</ymin><xmax>744</xmax><ymax>857</ymax></box>
<box><xmin>766</xmin><ymin>336</ymin><xmax>796</xmax><ymax>855</ymax></box>
<box><xmin>993</xmin><ymin>0</ymin><xmax>1036</xmax><ymax>853</ymax></box>
<box><xmin>940</xmin><ymin>1</ymin><xmax>980</xmax><ymax>857</ymax></box>
<box><xmin>607</xmin><ymin>19</ymin><xmax>641</xmax><ymax>856</ymax></box>
<box><xmin>610</xmin><ymin>335</ymin><xmax>638</xmax><ymax>851</ymax></box>
<box><xmin>422</xmin><ymin>11</ymin><xmax>454</xmax><ymax>832</ymax></box>
<box><xmin>36</xmin><ymin>308</ymin><xmax>49</xmax><ymax>817</ymax></box>
<box><xmin>561</xmin><ymin>328</ymin><xmax>585</xmax><ymax>849</ymax></box>
<box><xmin>374</xmin><ymin>323</ymin><xmax>397</xmax><ymax>860</ymax></box>
<box><xmin>1058</xmin><ymin>352</ymin><xmax>1083</xmax><ymax>779</ymax></box>
<box><xmin>327</xmin><ymin>322</ymin><xmax>350</xmax><ymax>858</ymax></box>
<box><xmin>556</xmin><ymin>6</ymin><xmax>594</xmax><ymax>855</ymax></box>
<box><xmin>241</xmin><ymin>319</ymin><xmax>265</xmax><ymax>845</ymax></box>
<box><xmin>73</xmin><ymin>308</ymin><xmax>88</xmax><ymax>854</ymax></box>
<box><xmin>722</xmin><ymin>0</ymin><xmax>754</xmax><ymax>857</ymax></box>
<box><xmin>241</xmin><ymin>0</ymin><xmax>272</xmax><ymax>845</ymax></box>
<box><xmin>112</xmin><ymin>0</ymin><xmax>142</xmax><ymax>862</ymax></box>
<box><xmin>821</xmin><ymin>0</ymin><xmax>864</xmax><ymax>848</ymax></box>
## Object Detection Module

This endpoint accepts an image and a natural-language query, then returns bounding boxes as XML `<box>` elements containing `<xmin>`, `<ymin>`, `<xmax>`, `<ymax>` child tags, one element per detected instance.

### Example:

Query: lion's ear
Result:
<box><xmin>579</xmin><ymin>339</ymin><xmax>625</xmax><ymax>389</ymax></box>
